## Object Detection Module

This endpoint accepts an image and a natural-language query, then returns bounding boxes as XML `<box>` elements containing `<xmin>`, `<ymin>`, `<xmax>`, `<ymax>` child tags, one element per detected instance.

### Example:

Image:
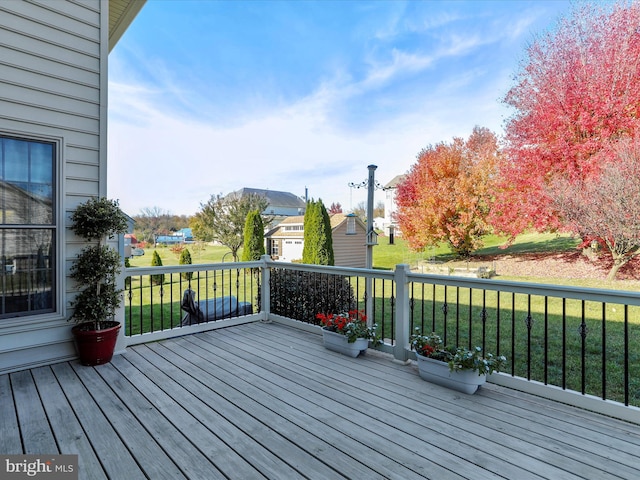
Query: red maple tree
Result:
<box><xmin>395</xmin><ymin>126</ymin><xmax>499</xmax><ymax>257</ymax></box>
<box><xmin>491</xmin><ymin>2</ymin><xmax>640</xmax><ymax>239</ymax></box>
<box><xmin>328</xmin><ymin>202</ymin><xmax>343</xmax><ymax>214</ymax></box>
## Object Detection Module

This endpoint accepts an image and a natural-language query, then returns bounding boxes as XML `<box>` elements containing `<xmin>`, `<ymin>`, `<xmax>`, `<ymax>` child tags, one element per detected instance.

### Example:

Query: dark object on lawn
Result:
<box><xmin>180</xmin><ymin>288</ymin><xmax>253</xmax><ymax>326</ymax></box>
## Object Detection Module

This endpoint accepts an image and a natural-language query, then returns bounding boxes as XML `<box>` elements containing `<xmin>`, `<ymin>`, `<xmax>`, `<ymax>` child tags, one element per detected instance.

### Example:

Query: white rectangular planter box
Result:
<box><xmin>322</xmin><ymin>329</ymin><xmax>369</xmax><ymax>358</ymax></box>
<box><xmin>416</xmin><ymin>354</ymin><xmax>486</xmax><ymax>394</ymax></box>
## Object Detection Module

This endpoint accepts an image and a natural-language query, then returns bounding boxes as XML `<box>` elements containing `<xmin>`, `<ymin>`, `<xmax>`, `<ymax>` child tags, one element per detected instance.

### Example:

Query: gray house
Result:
<box><xmin>229</xmin><ymin>187</ymin><xmax>305</xmax><ymax>215</ymax></box>
<box><xmin>0</xmin><ymin>0</ymin><xmax>145</xmax><ymax>374</ymax></box>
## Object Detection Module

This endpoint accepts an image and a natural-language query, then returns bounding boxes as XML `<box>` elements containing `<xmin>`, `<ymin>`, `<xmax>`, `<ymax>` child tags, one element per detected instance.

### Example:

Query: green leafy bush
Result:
<box><xmin>269</xmin><ymin>269</ymin><xmax>355</xmax><ymax>323</ymax></box>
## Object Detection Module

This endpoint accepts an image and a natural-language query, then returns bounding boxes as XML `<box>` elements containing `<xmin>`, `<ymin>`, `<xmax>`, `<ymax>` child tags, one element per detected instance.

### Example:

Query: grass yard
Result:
<box><xmin>372</xmin><ymin>232</ymin><xmax>580</xmax><ymax>270</ymax></box>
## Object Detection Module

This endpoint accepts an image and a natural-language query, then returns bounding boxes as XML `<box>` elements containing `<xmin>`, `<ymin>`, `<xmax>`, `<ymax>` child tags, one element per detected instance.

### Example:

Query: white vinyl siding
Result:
<box><xmin>0</xmin><ymin>0</ymin><xmax>106</xmax><ymax>374</ymax></box>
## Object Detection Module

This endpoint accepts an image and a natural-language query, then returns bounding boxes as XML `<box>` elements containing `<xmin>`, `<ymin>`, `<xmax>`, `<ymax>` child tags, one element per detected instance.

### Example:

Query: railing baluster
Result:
<box><xmin>442</xmin><ymin>285</ymin><xmax>448</xmax><ymax>342</ymax></box>
<box><xmin>496</xmin><ymin>291</ymin><xmax>501</xmax><ymax>358</ymax></box>
<box><xmin>544</xmin><ymin>296</ymin><xmax>548</xmax><ymax>385</ymax></box>
<box><xmin>511</xmin><ymin>292</ymin><xmax>516</xmax><ymax>377</ymax></box>
<box><xmin>468</xmin><ymin>288</ymin><xmax>473</xmax><ymax>350</ymax></box>
<box><xmin>624</xmin><ymin>304</ymin><xmax>629</xmax><ymax>406</ymax></box>
<box><xmin>524</xmin><ymin>295</ymin><xmax>533</xmax><ymax>380</ymax></box>
<box><xmin>601</xmin><ymin>302</ymin><xmax>606</xmax><ymax>400</ymax></box>
<box><xmin>456</xmin><ymin>287</ymin><xmax>461</xmax><ymax>348</ymax></box>
<box><xmin>431</xmin><ymin>284</ymin><xmax>436</xmax><ymax>332</ymax></box>
<box><xmin>562</xmin><ymin>298</ymin><xmax>567</xmax><ymax>390</ymax></box>
<box><xmin>580</xmin><ymin>299</ymin><xmax>587</xmax><ymax>395</ymax></box>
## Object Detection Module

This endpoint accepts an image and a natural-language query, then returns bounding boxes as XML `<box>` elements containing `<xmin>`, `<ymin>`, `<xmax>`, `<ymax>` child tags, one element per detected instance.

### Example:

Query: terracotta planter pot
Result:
<box><xmin>415</xmin><ymin>353</ymin><xmax>486</xmax><ymax>394</ymax></box>
<box><xmin>322</xmin><ymin>328</ymin><xmax>369</xmax><ymax>357</ymax></box>
<box><xmin>72</xmin><ymin>321</ymin><xmax>121</xmax><ymax>366</ymax></box>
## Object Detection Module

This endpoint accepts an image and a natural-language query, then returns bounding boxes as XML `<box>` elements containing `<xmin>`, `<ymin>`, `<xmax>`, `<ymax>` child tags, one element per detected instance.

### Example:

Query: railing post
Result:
<box><xmin>260</xmin><ymin>255</ymin><xmax>271</xmax><ymax>323</ymax></box>
<box><xmin>394</xmin><ymin>264</ymin><xmax>411</xmax><ymax>363</ymax></box>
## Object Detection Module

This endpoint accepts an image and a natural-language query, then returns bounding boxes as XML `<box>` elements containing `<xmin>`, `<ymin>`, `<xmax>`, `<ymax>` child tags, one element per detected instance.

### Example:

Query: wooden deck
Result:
<box><xmin>2</xmin><ymin>322</ymin><xmax>639</xmax><ymax>480</ymax></box>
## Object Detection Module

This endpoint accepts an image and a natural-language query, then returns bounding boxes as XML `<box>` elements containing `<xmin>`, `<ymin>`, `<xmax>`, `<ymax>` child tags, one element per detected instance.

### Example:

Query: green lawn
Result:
<box><xmin>128</xmin><ymin>243</ymin><xmax>233</xmax><ymax>267</ymax></box>
<box><xmin>372</xmin><ymin>232</ymin><xmax>580</xmax><ymax>270</ymax></box>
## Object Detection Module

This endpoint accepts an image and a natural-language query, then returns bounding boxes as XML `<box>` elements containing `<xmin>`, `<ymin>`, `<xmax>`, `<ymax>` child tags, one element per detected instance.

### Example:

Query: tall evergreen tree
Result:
<box><xmin>242</xmin><ymin>210</ymin><xmax>265</xmax><ymax>261</ymax></box>
<box><xmin>150</xmin><ymin>250</ymin><xmax>164</xmax><ymax>285</ymax></box>
<box><xmin>179</xmin><ymin>248</ymin><xmax>193</xmax><ymax>280</ymax></box>
<box><xmin>302</xmin><ymin>199</ymin><xmax>334</xmax><ymax>265</ymax></box>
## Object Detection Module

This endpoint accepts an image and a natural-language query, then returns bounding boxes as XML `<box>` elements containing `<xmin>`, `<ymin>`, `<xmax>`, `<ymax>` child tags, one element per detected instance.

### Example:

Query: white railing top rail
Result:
<box><xmin>263</xmin><ymin>258</ymin><xmax>396</xmax><ymax>281</ymax></box>
<box><xmin>125</xmin><ymin>259</ymin><xmax>640</xmax><ymax>306</ymax></box>
<box><xmin>124</xmin><ymin>260</ymin><xmax>263</xmax><ymax>277</ymax></box>
<box><xmin>405</xmin><ymin>270</ymin><xmax>640</xmax><ymax>306</ymax></box>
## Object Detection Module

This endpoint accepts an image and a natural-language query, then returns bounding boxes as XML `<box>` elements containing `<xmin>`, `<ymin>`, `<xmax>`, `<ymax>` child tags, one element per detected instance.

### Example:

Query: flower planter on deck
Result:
<box><xmin>415</xmin><ymin>353</ymin><xmax>487</xmax><ymax>394</ymax></box>
<box><xmin>321</xmin><ymin>328</ymin><xmax>369</xmax><ymax>358</ymax></box>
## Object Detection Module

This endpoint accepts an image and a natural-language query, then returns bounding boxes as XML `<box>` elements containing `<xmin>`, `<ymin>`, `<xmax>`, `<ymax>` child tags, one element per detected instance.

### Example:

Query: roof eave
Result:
<box><xmin>109</xmin><ymin>0</ymin><xmax>146</xmax><ymax>52</ymax></box>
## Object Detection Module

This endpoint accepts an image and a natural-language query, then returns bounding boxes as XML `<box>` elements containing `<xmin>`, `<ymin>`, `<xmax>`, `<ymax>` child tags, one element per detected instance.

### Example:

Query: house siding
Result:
<box><xmin>0</xmin><ymin>0</ymin><xmax>106</xmax><ymax>374</ymax></box>
<box><xmin>332</xmin><ymin>222</ymin><xmax>367</xmax><ymax>268</ymax></box>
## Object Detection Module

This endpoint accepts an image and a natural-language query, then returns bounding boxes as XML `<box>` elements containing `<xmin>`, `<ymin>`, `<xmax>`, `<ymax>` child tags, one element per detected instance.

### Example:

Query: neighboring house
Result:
<box><xmin>154</xmin><ymin>228</ymin><xmax>192</xmax><ymax>245</ymax></box>
<box><xmin>124</xmin><ymin>233</ymin><xmax>139</xmax><ymax>245</ymax></box>
<box><xmin>383</xmin><ymin>174</ymin><xmax>406</xmax><ymax>238</ymax></box>
<box><xmin>0</xmin><ymin>0</ymin><xmax>146</xmax><ymax>374</ymax></box>
<box><xmin>155</xmin><ymin>234</ymin><xmax>184</xmax><ymax>245</ymax></box>
<box><xmin>228</xmin><ymin>188</ymin><xmax>306</xmax><ymax>226</ymax></box>
<box><xmin>266</xmin><ymin>213</ymin><xmax>368</xmax><ymax>268</ymax></box>
<box><xmin>177</xmin><ymin>227</ymin><xmax>193</xmax><ymax>242</ymax></box>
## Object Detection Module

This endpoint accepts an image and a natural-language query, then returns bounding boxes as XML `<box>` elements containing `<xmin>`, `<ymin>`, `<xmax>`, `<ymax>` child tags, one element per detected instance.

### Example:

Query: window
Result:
<box><xmin>1</xmin><ymin>135</ymin><xmax>56</xmax><ymax>318</ymax></box>
<box><xmin>346</xmin><ymin>215</ymin><xmax>356</xmax><ymax>235</ymax></box>
<box><xmin>271</xmin><ymin>239</ymin><xmax>279</xmax><ymax>256</ymax></box>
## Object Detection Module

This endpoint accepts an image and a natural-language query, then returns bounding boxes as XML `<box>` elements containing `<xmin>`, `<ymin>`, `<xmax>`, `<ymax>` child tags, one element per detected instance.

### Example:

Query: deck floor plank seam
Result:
<box><xmin>10</xmin><ymin>369</ymin><xmax>58</xmax><ymax>454</ymax></box>
<box><xmin>114</xmin><ymin>346</ymin><xmax>280</xmax><ymax>480</ymax></box>
<box><xmin>187</xmin><ymin>328</ymin><xmax>514</xmax><ymax>480</ymax></box>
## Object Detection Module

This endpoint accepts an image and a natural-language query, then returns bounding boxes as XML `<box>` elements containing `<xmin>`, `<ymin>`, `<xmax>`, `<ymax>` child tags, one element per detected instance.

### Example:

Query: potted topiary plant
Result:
<box><xmin>69</xmin><ymin>197</ymin><xmax>128</xmax><ymax>366</ymax></box>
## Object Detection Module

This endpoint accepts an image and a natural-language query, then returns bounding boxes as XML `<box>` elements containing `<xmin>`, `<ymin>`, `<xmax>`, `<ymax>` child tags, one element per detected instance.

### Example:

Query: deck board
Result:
<box><xmin>11</xmin><ymin>369</ymin><xmax>58</xmax><ymax>454</ymax></box>
<box><xmin>50</xmin><ymin>362</ymin><xmax>147</xmax><ymax>479</ymax></box>
<box><xmin>30</xmin><ymin>366</ymin><xmax>107</xmax><ymax>480</ymax></box>
<box><xmin>3</xmin><ymin>321</ymin><xmax>639</xmax><ymax>480</ymax></box>
<box><xmin>0</xmin><ymin>374</ymin><xmax>21</xmax><ymax>454</ymax></box>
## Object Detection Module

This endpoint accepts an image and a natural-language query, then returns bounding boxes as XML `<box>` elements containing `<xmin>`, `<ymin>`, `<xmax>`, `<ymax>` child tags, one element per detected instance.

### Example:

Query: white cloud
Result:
<box><xmin>108</xmin><ymin>66</ymin><xmax>503</xmax><ymax>217</ymax></box>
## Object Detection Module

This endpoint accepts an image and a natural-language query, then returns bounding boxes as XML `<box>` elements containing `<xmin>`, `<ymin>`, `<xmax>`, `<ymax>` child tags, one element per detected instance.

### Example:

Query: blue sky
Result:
<box><xmin>107</xmin><ymin>0</ymin><xmax>572</xmax><ymax>217</ymax></box>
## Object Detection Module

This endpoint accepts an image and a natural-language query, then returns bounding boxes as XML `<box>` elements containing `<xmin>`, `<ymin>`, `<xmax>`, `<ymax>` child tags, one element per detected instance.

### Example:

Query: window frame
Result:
<box><xmin>0</xmin><ymin>132</ymin><xmax>63</xmax><ymax>322</ymax></box>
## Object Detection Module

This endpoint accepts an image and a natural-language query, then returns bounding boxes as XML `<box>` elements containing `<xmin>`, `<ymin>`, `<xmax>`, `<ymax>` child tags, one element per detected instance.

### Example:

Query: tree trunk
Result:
<box><xmin>606</xmin><ymin>259</ymin><xmax>626</xmax><ymax>281</ymax></box>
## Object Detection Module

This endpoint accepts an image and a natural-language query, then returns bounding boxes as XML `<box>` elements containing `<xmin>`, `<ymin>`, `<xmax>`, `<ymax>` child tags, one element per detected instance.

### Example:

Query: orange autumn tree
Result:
<box><xmin>395</xmin><ymin>126</ymin><xmax>499</xmax><ymax>257</ymax></box>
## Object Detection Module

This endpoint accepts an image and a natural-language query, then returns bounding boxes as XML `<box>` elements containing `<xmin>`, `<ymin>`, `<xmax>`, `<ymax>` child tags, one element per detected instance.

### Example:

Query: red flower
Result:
<box><xmin>419</xmin><ymin>344</ymin><xmax>435</xmax><ymax>357</ymax></box>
